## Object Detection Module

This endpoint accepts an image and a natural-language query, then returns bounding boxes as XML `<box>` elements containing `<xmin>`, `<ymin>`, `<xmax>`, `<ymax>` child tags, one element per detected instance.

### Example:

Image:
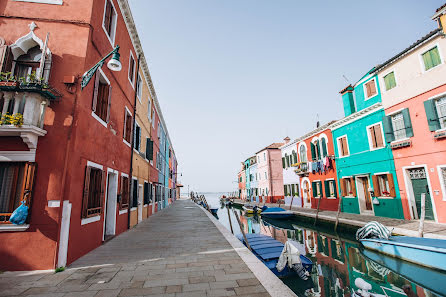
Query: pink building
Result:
<box><xmin>255</xmin><ymin>143</ymin><xmax>284</xmax><ymax>203</ymax></box>
<box><xmin>377</xmin><ymin>8</ymin><xmax>446</xmax><ymax>222</ymax></box>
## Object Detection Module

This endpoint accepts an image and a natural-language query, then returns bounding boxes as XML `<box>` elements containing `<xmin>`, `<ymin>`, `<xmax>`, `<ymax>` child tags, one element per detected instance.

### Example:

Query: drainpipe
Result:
<box><xmin>127</xmin><ymin>54</ymin><xmax>141</xmax><ymax>229</ymax></box>
<box><xmin>267</xmin><ymin>149</ymin><xmax>273</xmax><ymax>203</ymax></box>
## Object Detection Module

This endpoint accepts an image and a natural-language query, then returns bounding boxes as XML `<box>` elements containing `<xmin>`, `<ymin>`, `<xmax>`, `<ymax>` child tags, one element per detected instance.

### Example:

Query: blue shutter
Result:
<box><xmin>401</xmin><ymin>108</ymin><xmax>414</xmax><ymax>137</ymax></box>
<box><xmin>382</xmin><ymin>115</ymin><xmax>395</xmax><ymax>143</ymax></box>
<box><xmin>423</xmin><ymin>99</ymin><xmax>441</xmax><ymax>131</ymax></box>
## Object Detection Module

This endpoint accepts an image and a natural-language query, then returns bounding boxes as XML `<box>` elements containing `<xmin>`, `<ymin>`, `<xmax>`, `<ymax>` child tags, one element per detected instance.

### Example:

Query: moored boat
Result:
<box><xmin>210</xmin><ymin>208</ymin><xmax>218</xmax><ymax>215</ymax></box>
<box><xmin>260</xmin><ymin>207</ymin><xmax>294</xmax><ymax>219</ymax></box>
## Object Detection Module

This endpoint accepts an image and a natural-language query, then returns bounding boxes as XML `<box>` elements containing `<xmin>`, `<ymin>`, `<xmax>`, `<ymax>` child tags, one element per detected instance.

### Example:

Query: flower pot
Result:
<box><xmin>0</xmin><ymin>81</ymin><xmax>18</xmax><ymax>87</ymax></box>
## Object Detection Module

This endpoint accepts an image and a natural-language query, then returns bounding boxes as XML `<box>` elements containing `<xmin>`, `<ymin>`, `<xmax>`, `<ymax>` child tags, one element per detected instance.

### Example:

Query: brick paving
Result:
<box><xmin>0</xmin><ymin>200</ymin><xmax>272</xmax><ymax>297</ymax></box>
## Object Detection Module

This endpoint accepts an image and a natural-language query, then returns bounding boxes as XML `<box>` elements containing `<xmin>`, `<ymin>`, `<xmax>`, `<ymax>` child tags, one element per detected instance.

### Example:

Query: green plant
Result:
<box><xmin>55</xmin><ymin>266</ymin><xmax>65</xmax><ymax>273</ymax></box>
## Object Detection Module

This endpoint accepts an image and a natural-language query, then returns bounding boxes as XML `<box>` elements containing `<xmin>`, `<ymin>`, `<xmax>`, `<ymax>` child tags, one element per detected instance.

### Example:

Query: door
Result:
<box><xmin>409</xmin><ymin>168</ymin><xmax>434</xmax><ymax>220</ymax></box>
<box><xmin>104</xmin><ymin>172</ymin><xmax>117</xmax><ymax>238</ymax></box>
<box><xmin>357</xmin><ymin>176</ymin><xmax>373</xmax><ymax>213</ymax></box>
<box><xmin>138</xmin><ymin>184</ymin><xmax>143</xmax><ymax>222</ymax></box>
<box><xmin>303</xmin><ymin>181</ymin><xmax>311</xmax><ymax>208</ymax></box>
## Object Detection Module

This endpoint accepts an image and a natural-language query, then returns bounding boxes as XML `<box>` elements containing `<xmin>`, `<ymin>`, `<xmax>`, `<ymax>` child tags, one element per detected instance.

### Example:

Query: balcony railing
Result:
<box><xmin>294</xmin><ymin>162</ymin><xmax>309</xmax><ymax>175</ymax></box>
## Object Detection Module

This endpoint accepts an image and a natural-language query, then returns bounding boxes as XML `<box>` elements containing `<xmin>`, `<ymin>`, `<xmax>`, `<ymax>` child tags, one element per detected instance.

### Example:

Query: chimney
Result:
<box><xmin>284</xmin><ymin>136</ymin><xmax>290</xmax><ymax>144</ymax></box>
<box><xmin>432</xmin><ymin>4</ymin><xmax>446</xmax><ymax>34</ymax></box>
<box><xmin>340</xmin><ymin>84</ymin><xmax>356</xmax><ymax>116</ymax></box>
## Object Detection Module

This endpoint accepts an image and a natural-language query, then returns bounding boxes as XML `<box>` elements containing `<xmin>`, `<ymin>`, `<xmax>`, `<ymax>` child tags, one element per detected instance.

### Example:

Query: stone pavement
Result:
<box><xmin>0</xmin><ymin>200</ymin><xmax>283</xmax><ymax>297</ymax></box>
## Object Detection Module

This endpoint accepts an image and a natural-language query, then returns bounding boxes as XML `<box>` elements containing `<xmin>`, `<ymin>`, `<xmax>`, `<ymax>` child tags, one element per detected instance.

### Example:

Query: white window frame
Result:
<box><xmin>298</xmin><ymin>142</ymin><xmax>307</xmax><ymax>163</ymax></box>
<box><xmin>123</xmin><ymin>106</ymin><xmax>132</xmax><ymax>148</ymax></box>
<box><xmin>14</xmin><ymin>0</ymin><xmax>62</xmax><ymax>4</ymax></box>
<box><xmin>313</xmin><ymin>180</ymin><xmax>321</xmax><ymax>198</ymax></box>
<box><xmin>128</xmin><ymin>51</ymin><xmax>136</xmax><ymax>88</ymax></box>
<box><xmin>390</xmin><ymin>112</ymin><xmax>407</xmax><ymax>141</ymax></box>
<box><xmin>336</xmin><ymin>135</ymin><xmax>350</xmax><ymax>158</ymax></box>
<box><xmin>326</xmin><ymin>179</ymin><xmax>336</xmax><ymax>199</ymax></box>
<box><xmin>419</xmin><ymin>43</ymin><xmax>444</xmax><ymax>73</ymax></box>
<box><xmin>363</xmin><ymin>78</ymin><xmax>378</xmax><ymax>101</ymax></box>
<box><xmin>101</xmin><ymin>0</ymin><xmax>118</xmax><ymax>47</ymax></box>
<box><xmin>438</xmin><ymin>165</ymin><xmax>446</xmax><ymax>201</ymax></box>
<box><xmin>381</xmin><ymin>69</ymin><xmax>397</xmax><ymax>92</ymax></box>
<box><xmin>136</xmin><ymin>73</ymin><xmax>142</xmax><ymax>102</ymax></box>
<box><xmin>147</xmin><ymin>97</ymin><xmax>152</xmax><ymax>122</ymax></box>
<box><xmin>366</xmin><ymin>122</ymin><xmax>385</xmax><ymax>151</ymax></box>
<box><xmin>134</xmin><ymin>121</ymin><xmax>141</xmax><ymax>152</ymax></box>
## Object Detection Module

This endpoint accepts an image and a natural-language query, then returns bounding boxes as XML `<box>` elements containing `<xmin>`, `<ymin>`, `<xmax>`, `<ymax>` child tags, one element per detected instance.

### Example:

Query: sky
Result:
<box><xmin>128</xmin><ymin>0</ymin><xmax>445</xmax><ymax>193</ymax></box>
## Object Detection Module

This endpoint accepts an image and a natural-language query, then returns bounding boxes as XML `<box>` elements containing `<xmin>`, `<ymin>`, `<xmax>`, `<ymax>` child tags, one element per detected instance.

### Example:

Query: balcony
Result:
<box><xmin>294</xmin><ymin>162</ymin><xmax>309</xmax><ymax>176</ymax></box>
<box><xmin>0</xmin><ymin>82</ymin><xmax>60</xmax><ymax>149</ymax></box>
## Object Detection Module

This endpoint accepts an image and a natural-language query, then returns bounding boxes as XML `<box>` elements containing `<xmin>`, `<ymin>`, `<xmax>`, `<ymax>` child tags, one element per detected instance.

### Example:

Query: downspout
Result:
<box><xmin>267</xmin><ymin>149</ymin><xmax>273</xmax><ymax>203</ymax></box>
<box><xmin>127</xmin><ymin>54</ymin><xmax>141</xmax><ymax>229</ymax></box>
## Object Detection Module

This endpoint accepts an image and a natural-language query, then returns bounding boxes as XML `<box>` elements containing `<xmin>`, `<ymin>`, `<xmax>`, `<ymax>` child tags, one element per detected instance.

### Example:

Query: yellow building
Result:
<box><xmin>129</xmin><ymin>67</ymin><xmax>155</xmax><ymax>227</ymax></box>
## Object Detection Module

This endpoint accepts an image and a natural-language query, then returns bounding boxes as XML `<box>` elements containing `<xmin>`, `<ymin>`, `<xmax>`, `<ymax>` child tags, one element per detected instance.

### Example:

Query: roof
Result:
<box><xmin>436</xmin><ymin>3</ymin><xmax>446</xmax><ymax>13</ymax></box>
<box><xmin>374</xmin><ymin>28</ymin><xmax>441</xmax><ymax>73</ymax></box>
<box><xmin>291</xmin><ymin>120</ymin><xmax>337</xmax><ymax>145</ymax></box>
<box><xmin>255</xmin><ymin>143</ymin><xmax>284</xmax><ymax>154</ymax></box>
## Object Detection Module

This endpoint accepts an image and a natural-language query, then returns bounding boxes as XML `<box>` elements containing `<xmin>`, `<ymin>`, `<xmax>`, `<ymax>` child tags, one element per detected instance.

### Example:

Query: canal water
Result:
<box><xmin>200</xmin><ymin>192</ymin><xmax>444</xmax><ymax>297</ymax></box>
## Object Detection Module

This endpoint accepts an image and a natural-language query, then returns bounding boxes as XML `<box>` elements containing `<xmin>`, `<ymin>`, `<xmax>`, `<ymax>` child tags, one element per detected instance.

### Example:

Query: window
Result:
<box><xmin>324</xmin><ymin>180</ymin><xmax>337</xmax><ymax>198</ymax></box>
<box><xmin>310</xmin><ymin>141</ymin><xmax>320</xmax><ymax>161</ymax></box>
<box><xmin>364</xmin><ymin>79</ymin><xmax>377</xmax><ymax>99</ymax></box>
<box><xmin>136</xmin><ymin>73</ymin><xmax>142</xmax><ymax>100</ymax></box>
<box><xmin>264</xmin><ymin>172</ymin><xmax>267</xmax><ymax>179</ymax></box>
<box><xmin>0</xmin><ymin>162</ymin><xmax>36</xmax><ymax>224</ymax></box>
<box><xmin>123</xmin><ymin>108</ymin><xmax>132</xmax><ymax>144</ymax></box>
<box><xmin>337</xmin><ymin>136</ymin><xmax>349</xmax><ymax>157</ymax></box>
<box><xmin>120</xmin><ymin>175</ymin><xmax>129</xmax><ymax>209</ymax></box>
<box><xmin>391</xmin><ymin>113</ymin><xmax>406</xmax><ymax>140</ymax></box>
<box><xmin>424</xmin><ymin>96</ymin><xmax>446</xmax><ymax>131</ymax></box>
<box><xmin>383</xmin><ymin>72</ymin><xmax>396</xmax><ymax>91</ymax></box>
<box><xmin>134</xmin><ymin>122</ymin><xmax>141</xmax><ymax>151</ymax></box>
<box><xmin>128</xmin><ymin>53</ymin><xmax>135</xmax><ymax>86</ymax></box>
<box><xmin>263</xmin><ymin>153</ymin><xmax>266</xmax><ymax>161</ymax></box>
<box><xmin>92</xmin><ymin>69</ymin><xmax>111</xmax><ymax>124</ymax></box>
<box><xmin>146</xmin><ymin>138</ymin><xmax>153</xmax><ymax>161</ymax></box>
<box><xmin>292</xmin><ymin>150</ymin><xmax>298</xmax><ymax>164</ymax></box>
<box><xmin>440</xmin><ymin>168</ymin><xmax>446</xmax><ymax>200</ymax></box>
<box><xmin>340</xmin><ymin>177</ymin><xmax>356</xmax><ymax>197</ymax></box>
<box><xmin>312</xmin><ymin>181</ymin><xmax>322</xmax><ymax>198</ymax></box>
<box><xmin>436</xmin><ymin>97</ymin><xmax>446</xmax><ymax>129</ymax></box>
<box><xmin>143</xmin><ymin>182</ymin><xmax>151</xmax><ymax>205</ymax></box>
<box><xmin>372</xmin><ymin>174</ymin><xmax>395</xmax><ymax>197</ymax></box>
<box><xmin>368</xmin><ymin>123</ymin><xmax>384</xmax><ymax>149</ymax></box>
<box><xmin>422</xmin><ymin>46</ymin><xmax>442</xmax><ymax>71</ymax></box>
<box><xmin>282</xmin><ymin>157</ymin><xmax>286</xmax><ymax>169</ymax></box>
<box><xmin>82</xmin><ymin>166</ymin><xmax>104</xmax><ymax>218</ymax></box>
<box><xmin>102</xmin><ymin>0</ymin><xmax>117</xmax><ymax>45</ymax></box>
<box><xmin>148</xmin><ymin>99</ymin><xmax>152</xmax><ymax>121</ymax></box>
<box><xmin>131</xmin><ymin>179</ymin><xmax>138</xmax><ymax>208</ymax></box>
<box><xmin>320</xmin><ymin>138</ymin><xmax>328</xmax><ymax>157</ymax></box>
<box><xmin>299</xmin><ymin>144</ymin><xmax>307</xmax><ymax>162</ymax></box>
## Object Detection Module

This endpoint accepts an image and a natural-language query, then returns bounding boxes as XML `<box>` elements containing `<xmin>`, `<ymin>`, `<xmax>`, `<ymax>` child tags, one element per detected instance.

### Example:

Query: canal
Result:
<box><xmin>201</xmin><ymin>192</ymin><xmax>444</xmax><ymax>297</ymax></box>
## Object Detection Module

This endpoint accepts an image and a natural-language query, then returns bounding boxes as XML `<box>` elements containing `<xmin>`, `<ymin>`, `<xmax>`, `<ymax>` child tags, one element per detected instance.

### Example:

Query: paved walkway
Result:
<box><xmin>234</xmin><ymin>199</ymin><xmax>446</xmax><ymax>239</ymax></box>
<box><xmin>0</xmin><ymin>200</ymin><xmax>293</xmax><ymax>297</ymax></box>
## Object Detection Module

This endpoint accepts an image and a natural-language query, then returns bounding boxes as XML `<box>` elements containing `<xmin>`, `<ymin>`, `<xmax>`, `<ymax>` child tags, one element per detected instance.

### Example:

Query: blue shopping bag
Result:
<box><xmin>9</xmin><ymin>201</ymin><xmax>29</xmax><ymax>225</ymax></box>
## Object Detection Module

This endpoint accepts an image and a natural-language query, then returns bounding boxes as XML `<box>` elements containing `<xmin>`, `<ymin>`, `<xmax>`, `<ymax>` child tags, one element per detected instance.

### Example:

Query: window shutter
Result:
<box><xmin>371</xmin><ymin>175</ymin><xmax>380</xmax><ymax>197</ymax></box>
<box><xmin>431</xmin><ymin>47</ymin><xmax>441</xmax><ymax>67</ymax></box>
<box><xmin>0</xmin><ymin>45</ymin><xmax>13</xmax><ymax>73</ymax></box>
<box><xmin>295</xmin><ymin>183</ymin><xmax>300</xmax><ymax>196</ymax></box>
<box><xmin>21</xmin><ymin>162</ymin><xmax>37</xmax><ymax>207</ymax></box>
<box><xmin>340</xmin><ymin>178</ymin><xmax>346</xmax><ymax>197</ymax></box>
<box><xmin>310</xmin><ymin>142</ymin><xmax>316</xmax><ymax>160</ymax></box>
<box><xmin>325</xmin><ymin>180</ymin><xmax>330</xmax><ymax>197</ymax></box>
<box><xmin>100</xmin><ymin>170</ymin><xmax>106</xmax><ymax>208</ymax></box>
<box><xmin>144</xmin><ymin>183</ymin><xmax>149</xmax><ymax>204</ymax></box>
<box><xmin>400</xmin><ymin>108</ymin><xmax>413</xmax><ymax>138</ymax></box>
<box><xmin>82</xmin><ymin>166</ymin><xmax>91</xmax><ymax>218</ymax></box>
<box><xmin>293</xmin><ymin>152</ymin><xmax>298</xmax><ymax>164</ymax></box>
<box><xmin>282</xmin><ymin>157</ymin><xmax>285</xmax><ymax>168</ymax></box>
<box><xmin>291</xmin><ymin>184</ymin><xmax>295</xmax><ymax>196</ymax></box>
<box><xmin>321</xmin><ymin>138</ymin><xmax>327</xmax><ymax>157</ymax></box>
<box><xmin>106</xmin><ymin>85</ymin><xmax>112</xmax><ymax>123</ymax></box>
<box><xmin>332</xmin><ymin>181</ymin><xmax>337</xmax><ymax>198</ymax></box>
<box><xmin>350</xmin><ymin>177</ymin><xmax>356</xmax><ymax>196</ymax></box>
<box><xmin>382</xmin><ymin>115</ymin><xmax>395</xmax><ymax>143</ymax></box>
<box><xmin>284</xmin><ymin>185</ymin><xmax>287</xmax><ymax>196</ymax></box>
<box><xmin>423</xmin><ymin>99</ymin><xmax>441</xmax><ymax>131</ymax></box>
<box><xmin>92</xmin><ymin>70</ymin><xmax>100</xmax><ymax>112</ymax></box>
<box><xmin>312</xmin><ymin>182</ymin><xmax>316</xmax><ymax>197</ymax></box>
<box><xmin>132</xmin><ymin>180</ymin><xmax>138</xmax><ymax>207</ymax></box>
<box><xmin>387</xmin><ymin>174</ymin><xmax>396</xmax><ymax>197</ymax></box>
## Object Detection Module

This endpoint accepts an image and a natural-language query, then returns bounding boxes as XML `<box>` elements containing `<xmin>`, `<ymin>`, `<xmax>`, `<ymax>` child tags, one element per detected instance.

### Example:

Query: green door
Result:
<box><xmin>409</xmin><ymin>169</ymin><xmax>434</xmax><ymax>220</ymax></box>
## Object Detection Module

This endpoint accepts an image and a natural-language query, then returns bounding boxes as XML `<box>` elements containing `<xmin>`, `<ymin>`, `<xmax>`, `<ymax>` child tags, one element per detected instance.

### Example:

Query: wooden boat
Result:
<box><xmin>360</xmin><ymin>236</ymin><xmax>446</xmax><ymax>272</ymax></box>
<box><xmin>242</xmin><ymin>204</ymin><xmax>264</xmax><ymax>214</ymax></box>
<box><xmin>260</xmin><ymin>207</ymin><xmax>294</xmax><ymax>219</ymax></box>
<box><xmin>361</xmin><ymin>248</ymin><xmax>446</xmax><ymax>296</ymax></box>
<box><xmin>237</xmin><ymin>233</ymin><xmax>312</xmax><ymax>277</ymax></box>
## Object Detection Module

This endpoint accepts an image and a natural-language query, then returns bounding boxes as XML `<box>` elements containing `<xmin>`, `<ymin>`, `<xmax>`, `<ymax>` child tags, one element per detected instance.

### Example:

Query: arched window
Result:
<box><xmin>321</xmin><ymin>137</ymin><xmax>328</xmax><ymax>157</ymax></box>
<box><xmin>299</xmin><ymin>144</ymin><xmax>307</xmax><ymax>162</ymax></box>
<box><xmin>292</xmin><ymin>150</ymin><xmax>297</xmax><ymax>164</ymax></box>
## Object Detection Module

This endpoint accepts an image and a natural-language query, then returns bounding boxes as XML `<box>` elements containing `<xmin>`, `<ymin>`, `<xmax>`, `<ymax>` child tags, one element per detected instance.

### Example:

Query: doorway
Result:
<box><xmin>302</xmin><ymin>180</ymin><xmax>311</xmax><ymax>208</ymax></box>
<box><xmin>408</xmin><ymin>168</ymin><xmax>434</xmax><ymax>221</ymax></box>
<box><xmin>138</xmin><ymin>184</ymin><xmax>143</xmax><ymax>223</ymax></box>
<box><xmin>104</xmin><ymin>172</ymin><xmax>117</xmax><ymax>241</ymax></box>
<box><xmin>356</xmin><ymin>176</ymin><xmax>373</xmax><ymax>214</ymax></box>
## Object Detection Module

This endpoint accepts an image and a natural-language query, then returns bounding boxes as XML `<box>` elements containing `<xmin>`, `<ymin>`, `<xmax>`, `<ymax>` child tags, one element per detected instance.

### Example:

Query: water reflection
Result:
<box><xmin>202</xmin><ymin>193</ymin><xmax>444</xmax><ymax>297</ymax></box>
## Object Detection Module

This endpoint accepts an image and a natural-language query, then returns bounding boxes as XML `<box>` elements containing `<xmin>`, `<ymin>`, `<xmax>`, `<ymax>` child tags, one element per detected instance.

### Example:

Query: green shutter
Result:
<box><xmin>401</xmin><ymin>108</ymin><xmax>414</xmax><ymax>137</ymax></box>
<box><xmin>423</xmin><ymin>47</ymin><xmax>441</xmax><ymax>71</ymax></box>
<box><xmin>291</xmin><ymin>184</ymin><xmax>295</xmax><ymax>196</ymax></box>
<box><xmin>284</xmin><ymin>185</ymin><xmax>287</xmax><ymax>196</ymax></box>
<box><xmin>382</xmin><ymin>115</ymin><xmax>395</xmax><ymax>143</ymax></box>
<box><xmin>295</xmin><ymin>183</ymin><xmax>300</xmax><ymax>196</ymax></box>
<box><xmin>315</xmin><ymin>140</ymin><xmax>320</xmax><ymax>160</ymax></box>
<box><xmin>321</xmin><ymin>138</ymin><xmax>327</xmax><ymax>157</ymax></box>
<box><xmin>422</xmin><ymin>50</ymin><xmax>434</xmax><ymax>70</ymax></box>
<box><xmin>282</xmin><ymin>157</ymin><xmax>285</xmax><ymax>168</ymax></box>
<box><xmin>293</xmin><ymin>152</ymin><xmax>298</xmax><ymax>164</ymax></box>
<box><xmin>324</xmin><ymin>180</ymin><xmax>329</xmax><ymax>198</ymax></box>
<box><xmin>286</xmin><ymin>155</ymin><xmax>290</xmax><ymax>167</ymax></box>
<box><xmin>384</xmin><ymin>72</ymin><xmax>396</xmax><ymax>90</ymax></box>
<box><xmin>312</xmin><ymin>182</ymin><xmax>316</xmax><ymax>197</ymax></box>
<box><xmin>310</xmin><ymin>143</ymin><xmax>316</xmax><ymax>160</ymax></box>
<box><xmin>424</xmin><ymin>99</ymin><xmax>441</xmax><ymax>131</ymax></box>
<box><xmin>147</xmin><ymin>139</ymin><xmax>154</xmax><ymax>160</ymax></box>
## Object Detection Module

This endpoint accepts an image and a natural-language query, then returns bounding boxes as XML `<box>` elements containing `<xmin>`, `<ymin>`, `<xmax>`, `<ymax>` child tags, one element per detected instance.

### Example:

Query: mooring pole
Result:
<box><xmin>418</xmin><ymin>193</ymin><xmax>426</xmax><ymax>238</ymax></box>
<box><xmin>233</xmin><ymin>210</ymin><xmax>251</xmax><ymax>251</ymax></box>
<box><xmin>226</xmin><ymin>206</ymin><xmax>234</xmax><ymax>234</ymax></box>
<box><xmin>334</xmin><ymin>196</ymin><xmax>343</xmax><ymax>231</ymax></box>
<box><xmin>314</xmin><ymin>196</ymin><xmax>322</xmax><ymax>226</ymax></box>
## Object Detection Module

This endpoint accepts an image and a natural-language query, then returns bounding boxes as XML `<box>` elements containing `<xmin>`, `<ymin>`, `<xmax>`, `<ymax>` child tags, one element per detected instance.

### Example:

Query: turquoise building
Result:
<box><xmin>244</xmin><ymin>156</ymin><xmax>256</xmax><ymax>201</ymax></box>
<box><xmin>332</xmin><ymin>69</ymin><xmax>404</xmax><ymax>219</ymax></box>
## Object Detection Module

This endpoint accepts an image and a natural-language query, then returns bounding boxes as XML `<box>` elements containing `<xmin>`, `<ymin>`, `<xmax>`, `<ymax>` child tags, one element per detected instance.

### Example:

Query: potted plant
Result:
<box><xmin>0</xmin><ymin>72</ymin><xmax>19</xmax><ymax>87</ymax></box>
<box><xmin>0</xmin><ymin>113</ymin><xmax>23</xmax><ymax>127</ymax></box>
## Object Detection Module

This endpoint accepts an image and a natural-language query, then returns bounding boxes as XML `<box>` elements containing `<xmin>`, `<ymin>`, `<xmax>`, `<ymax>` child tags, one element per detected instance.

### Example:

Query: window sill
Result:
<box><xmin>81</xmin><ymin>215</ymin><xmax>100</xmax><ymax>225</ymax></box>
<box><xmin>343</xmin><ymin>196</ymin><xmax>356</xmax><ymax>198</ymax></box>
<box><xmin>390</xmin><ymin>139</ymin><xmax>412</xmax><ymax>149</ymax></box>
<box><xmin>130</xmin><ymin>207</ymin><xmax>137</xmax><ymax>211</ymax></box>
<box><xmin>377</xmin><ymin>196</ymin><xmax>395</xmax><ymax>199</ymax></box>
<box><xmin>119</xmin><ymin>209</ymin><xmax>128</xmax><ymax>215</ymax></box>
<box><xmin>434</xmin><ymin>129</ymin><xmax>446</xmax><ymax>140</ymax></box>
<box><xmin>0</xmin><ymin>224</ymin><xmax>30</xmax><ymax>232</ymax></box>
<box><xmin>327</xmin><ymin>197</ymin><xmax>337</xmax><ymax>200</ymax></box>
<box><xmin>91</xmin><ymin>111</ymin><xmax>108</xmax><ymax>128</ymax></box>
<box><xmin>123</xmin><ymin>139</ymin><xmax>131</xmax><ymax>148</ymax></box>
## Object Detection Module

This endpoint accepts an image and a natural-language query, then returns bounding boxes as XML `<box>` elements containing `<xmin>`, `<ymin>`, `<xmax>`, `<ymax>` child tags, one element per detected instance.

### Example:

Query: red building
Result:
<box><xmin>0</xmin><ymin>0</ymin><xmax>152</xmax><ymax>270</ymax></box>
<box><xmin>295</xmin><ymin>121</ymin><xmax>340</xmax><ymax>211</ymax></box>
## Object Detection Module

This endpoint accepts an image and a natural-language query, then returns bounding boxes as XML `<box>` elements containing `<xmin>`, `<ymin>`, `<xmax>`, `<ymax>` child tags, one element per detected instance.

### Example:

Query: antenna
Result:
<box><xmin>316</xmin><ymin>114</ymin><xmax>320</xmax><ymax>128</ymax></box>
<box><xmin>342</xmin><ymin>74</ymin><xmax>350</xmax><ymax>84</ymax></box>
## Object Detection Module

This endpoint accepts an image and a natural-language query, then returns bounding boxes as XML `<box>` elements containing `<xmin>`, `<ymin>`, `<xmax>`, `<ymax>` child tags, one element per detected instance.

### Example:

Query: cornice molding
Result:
<box><xmin>330</xmin><ymin>102</ymin><xmax>382</xmax><ymax>130</ymax></box>
<box><xmin>116</xmin><ymin>0</ymin><xmax>174</xmax><ymax>155</ymax></box>
<box><xmin>289</xmin><ymin>120</ymin><xmax>337</xmax><ymax>147</ymax></box>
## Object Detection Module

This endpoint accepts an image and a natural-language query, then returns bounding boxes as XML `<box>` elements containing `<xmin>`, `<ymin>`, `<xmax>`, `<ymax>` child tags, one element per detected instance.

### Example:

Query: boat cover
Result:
<box><xmin>276</xmin><ymin>241</ymin><xmax>301</xmax><ymax>272</ymax></box>
<box><xmin>262</xmin><ymin>207</ymin><xmax>286</xmax><ymax>213</ymax></box>
<box><xmin>356</xmin><ymin>221</ymin><xmax>391</xmax><ymax>240</ymax></box>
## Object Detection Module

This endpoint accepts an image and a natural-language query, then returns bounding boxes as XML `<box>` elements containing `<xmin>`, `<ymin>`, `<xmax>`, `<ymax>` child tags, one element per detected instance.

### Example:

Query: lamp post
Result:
<box><xmin>81</xmin><ymin>45</ymin><xmax>122</xmax><ymax>89</ymax></box>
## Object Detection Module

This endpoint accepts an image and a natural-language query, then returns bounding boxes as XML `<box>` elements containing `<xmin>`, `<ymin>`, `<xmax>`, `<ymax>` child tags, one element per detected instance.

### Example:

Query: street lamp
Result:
<box><xmin>81</xmin><ymin>45</ymin><xmax>122</xmax><ymax>90</ymax></box>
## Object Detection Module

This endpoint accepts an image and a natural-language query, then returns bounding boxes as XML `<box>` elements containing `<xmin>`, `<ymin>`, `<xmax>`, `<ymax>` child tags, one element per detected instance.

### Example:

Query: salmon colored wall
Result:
<box><xmin>0</xmin><ymin>137</ymin><xmax>29</xmax><ymax>151</ymax></box>
<box><xmin>386</xmin><ymin>84</ymin><xmax>446</xmax><ymax>223</ymax></box>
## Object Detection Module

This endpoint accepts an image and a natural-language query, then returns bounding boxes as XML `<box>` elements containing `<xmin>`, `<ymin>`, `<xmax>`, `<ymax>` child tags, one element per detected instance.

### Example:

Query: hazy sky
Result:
<box><xmin>129</xmin><ymin>0</ymin><xmax>444</xmax><ymax>193</ymax></box>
